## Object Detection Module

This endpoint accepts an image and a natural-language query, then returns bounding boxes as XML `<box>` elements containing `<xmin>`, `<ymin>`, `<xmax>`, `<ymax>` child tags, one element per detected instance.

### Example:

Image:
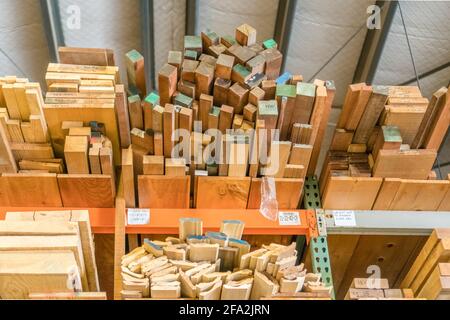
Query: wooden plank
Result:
<box><xmin>218</xmin><ymin>105</ymin><xmax>234</xmax><ymax>134</ymax></box>
<box><xmin>322</xmin><ymin>176</ymin><xmax>383</xmax><ymax>210</ymax></box>
<box><xmin>89</xmin><ymin>147</ymin><xmax>102</xmax><ymax>174</ymax></box>
<box><xmin>383</xmin><ymin>105</ymin><xmax>426</xmax><ymax>146</ymax></box>
<box><xmin>372</xmin><ymin>178</ymin><xmax>402</xmax><ymax>210</ymax></box>
<box><xmin>64</xmin><ymin>135</ymin><xmax>89</xmax><ymax>174</ymax></box>
<box><xmin>125</xmin><ymin>50</ymin><xmax>146</xmax><ymax>97</ymax></box>
<box><xmin>2</xmin><ymin>173</ymin><xmax>62</xmax><ymax>207</ymax></box>
<box><xmin>196</xmin><ymin>176</ymin><xmax>251</xmax><ymax>209</ymax></box>
<box><xmin>0</xmin><ymin>119</ymin><xmax>17</xmax><ymax>173</ymax></box>
<box><xmin>0</xmin><ymin>235</ymin><xmax>88</xmax><ymax>291</ymax></box>
<box><xmin>353</xmin><ymin>86</ymin><xmax>389</xmax><ymax>144</ymax></box>
<box><xmin>128</xmin><ymin>95</ymin><xmax>143</xmax><ymax>130</ymax></box>
<box><xmin>10</xmin><ymin>143</ymin><xmax>54</xmax><ymax>161</ymax></box>
<box><xmin>337</xmin><ymin>83</ymin><xmax>363</xmax><ymax>129</ymax></box>
<box><xmin>58</xmin><ymin>47</ymin><xmax>115</xmax><ymax>66</ymax></box>
<box><xmin>163</xmin><ymin>104</ymin><xmax>176</xmax><ymax>158</ymax></box>
<box><xmin>424</xmin><ymin>88</ymin><xmax>450</xmax><ymax>150</ymax></box>
<box><xmin>115</xmin><ymin>84</ymin><xmax>131</xmax><ymax>148</ymax></box>
<box><xmin>388</xmin><ymin>180</ymin><xmax>450</xmax><ymax>211</ymax></box>
<box><xmin>57</xmin><ymin>174</ymin><xmax>114</xmax><ymax>208</ymax></box>
<box><xmin>293</xmin><ymin>82</ymin><xmax>316</xmax><ymax>126</ymax></box>
<box><xmin>138</xmin><ymin>176</ymin><xmax>190</xmax><ymax>208</ymax></box>
<box><xmin>122</xmin><ymin>147</ymin><xmax>135</xmax><ymax>208</ymax></box>
<box><xmin>345</xmin><ymin>85</ymin><xmax>372</xmax><ymax>131</ymax></box>
<box><xmin>372</xmin><ymin>149</ymin><xmax>436</xmax><ymax>180</ymax></box>
<box><xmin>0</xmin><ymin>251</ymin><xmax>79</xmax><ymax>299</ymax></box>
<box><xmin>199</xmin><ymin>94</ymin><xmax>213</xmax><ymax>132</ymax></box>
<box><xmin>247</xmin><ymin>178</ymin><xmax>303</xmax><ymax>209</ymax></box>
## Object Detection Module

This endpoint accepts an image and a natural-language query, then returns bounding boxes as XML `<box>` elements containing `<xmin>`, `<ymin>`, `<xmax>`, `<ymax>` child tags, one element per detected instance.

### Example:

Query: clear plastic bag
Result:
<box><xmin>259</xmin><ymin>177</ymin><xmax>279</xmax><ymax>221</ymax></box>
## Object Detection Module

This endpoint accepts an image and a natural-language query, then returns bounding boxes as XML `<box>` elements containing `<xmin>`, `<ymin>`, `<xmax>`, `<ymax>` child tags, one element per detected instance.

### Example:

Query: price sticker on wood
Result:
<box><xmin>279</xmin><ymin>212</ymin><xmax>301</xmax><ymax>226</ymax></box>
<box><xmin>127</xmin><ymin>209</ymin><xmax>150</xmax><ymax>225</ymax></box>
<box><xmin>333</xmin><ymin>210</ymin><xmax>356</xmax><ymax>227</ymax></box>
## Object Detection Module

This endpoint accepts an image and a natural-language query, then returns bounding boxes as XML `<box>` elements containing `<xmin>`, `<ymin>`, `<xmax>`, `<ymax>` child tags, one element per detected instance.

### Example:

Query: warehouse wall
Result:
<box><xmin>153</xmin><ymin>0</ymin><xmax>186</xmax><ymax>84</ymax></box>
<box><xmin>284</xmin><ymin>0</ymin><xmax>376</xmax><ymax>106</ymax></box>
<box><xmin>196</xmin><ymin>0</ymin><xmax>279</xmax><ymax>43</ymax></box>
<box><xmin>57</xmin><ymin>0</ymin><xmax>142</xmax><ymax>83</ymax></box>
<box><xmin>0</xmin><ymin>0</ymin><xmax>50</xmax><ymax>86</ymax></box>
<box><xmin>373</xmin><ymin>1</ymin><xmax>450</xmax><ymax>98</ymax></box>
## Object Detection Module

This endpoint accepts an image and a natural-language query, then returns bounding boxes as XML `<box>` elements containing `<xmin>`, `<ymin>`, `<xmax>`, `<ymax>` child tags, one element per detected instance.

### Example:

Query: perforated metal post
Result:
<box><xmin>303</xmin><ymin>176</ymin><xmax>335</xmax><ymax>299</ymax></box>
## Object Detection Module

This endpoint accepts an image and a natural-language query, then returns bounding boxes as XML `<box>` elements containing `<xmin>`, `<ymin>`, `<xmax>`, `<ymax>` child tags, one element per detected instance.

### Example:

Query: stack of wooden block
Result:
<box><xmin>120</xmin><ymin>218</ymin><xmax>330</xmax><ymax>300</ymax></box>
<box><xmin>0</xmin><ymin>210</ymin><xmax>103</xmax><ymax>300</ymax></box>
<box><xmin>0</xmin><ymin>76</ymin><xmax>55</xmax><ymax>173</ymax></box>
<box><xmin>401</xmin><ymin>229</ymin><xmax>450</xmax><ymax>300</ymax></box>
<box><xmin>320</xmin><ymin>84</ymin><xmax>450</xmax><ymax>211</ymax></box>
<box><xmin>122</xmin><ymin>24</ymin><xmax>336</xmax><ymax>211</ymax></box>
<box><xmin>344</xmin><ymin>278</ymin><xmax>419</xmax><ymax>300</ymax></box>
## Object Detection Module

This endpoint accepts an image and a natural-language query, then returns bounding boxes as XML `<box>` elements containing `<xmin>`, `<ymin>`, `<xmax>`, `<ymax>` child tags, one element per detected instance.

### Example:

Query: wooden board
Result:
<box><xmin>382</xmin><ymin>106</ymin><xmax>426</xmax><ymax>146</ymax></box>
<box><xmin>58</xmin><ymin>47</ymin><xmax>115</xmax><ymax>66</ymax></box>
<box><xmin>322</xmin><ymin>176</ymin><xmax>383</xmax><ymax>210</ymax></box>
<box><xmin>57</xmin><ymin>174</ymin><xmax>115</xmax><ymax>207</ymax></box>
<box><xmin>247</xmin><ymin>178</ymin><xmax>303</xmax><ymax>209</ymax></box>
<box><xmin>1</xmin><ymin>173</ymin><xmax>62</xmax><ymax>207</ymax></box>
<box><xmin>196</xmin><ymin>176</ymin><xmax>251</xmax><ymax>209</ymax></box>
<box><xmin>43</xmin><ymin>104</ymin><xmax>120</xmax><ymax>165</ymax></box>
<box><xmin>0</xmin><ymin>251</ymin><xmax>79</xmax><ymax>299</ymax></box>
<box><xmin>372</xmin><ymin>149</ymin><xmax>436</xmax><ymax>180</ymax></box>
<box><xmin>138</xmin><ymin>176</ymin><xmax>190</xmax><ymax>209</ymax></box>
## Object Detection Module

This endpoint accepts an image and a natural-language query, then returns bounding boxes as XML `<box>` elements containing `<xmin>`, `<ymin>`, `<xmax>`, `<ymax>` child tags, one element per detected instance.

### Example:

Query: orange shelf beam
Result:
<box><xmin>0</xmin><ymin>207</ymin><xmax>317</xmax><ymax>239</ymax></box>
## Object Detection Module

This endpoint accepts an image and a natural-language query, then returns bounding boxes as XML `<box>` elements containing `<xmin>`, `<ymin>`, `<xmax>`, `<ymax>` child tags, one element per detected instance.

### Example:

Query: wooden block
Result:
<box><xmin>228</xmin><ymin>83</ymin><xmax>249</xmax><ymax>115</ymax></box>
<box><xmin>219</xmin><ymin>247</ymin><xmax>239</xmax><ymax>272</ymax></box>
<box><xmin>2</xmin><ymin>173</ymin><xmax>62</xmax><ymax>207</ymax></box>
<box><xmin>258</xmin><ymin>100</ymin><xmax>278</xmax><ymax>131</ymax></box>
<box><xmin>236</xmin><ymin>24</ymin><xmax>257</xmax><ymax>46</ymax></box>
<box><xmin>231</xmin><ymin>64</ymin><xmax>252</xmax><ymax>84</ymax></box>
<box><xmin>219</xmin><ymin>105</ymin><xmax>234</xmax><ymax>134</ymax></box>
<box><xmin>228</xmin><ymin>137</ymin><xmax>250</xmax><ymax>177</ymax></box>
<box><xmin>247</xmin><ymin>178</ymin><xmax>304</xmax><ymax>209</ymax></box>
<box><xmin>178</xmin><ymin>80</ymin><xmax>196</xmax><ymax>99</ymax></box>
<box><xmin>189</xmin><ymin>243</ymin><xmax>219</xmax><ymax>263</ymax></box>
<box><xmin>64</xmin><ymin>135</ymin><xmax>89</xmax><ymax>174</ymax></box>
<box><xmin>7</xmin><ymin>119</ymin><xmax>24</xmax><ymax>142</ymax></box>
<box><xmin>199</xmin><ymin>94</ymin><xmax>213</xmax><ymax>132</ymax></box>
<box><xmin>143</xmin><ymin>155</ymin><xmax>164</xmax><ymax>175</ymax></box>
<box><xmin>185</xmin><ymin>35</ymin><xmax>203</xmax><ymax>55</ymax></box>
<box><xmin>166</xmin><ymin>158</ymin><xmax>186</xmax><ymax>176</ymax></box>
<box><xmin>383</xmin><ymin>105</ymin><xmax>426</xmax><ymax>146</ymax></box>
<box><xmin>10</xmin><ymin>142</ymin><xmax>54</xmax><ymax>161</ymax></box>
<box><xmin>262</xmin><ymin>141</ymin><xmax>292</xmax><ymax>178</ymax></box>
<box><xmin>221</xmin><ymin>35</ymin><xmax>237</xmax><ymax>48</ymax></box>
<box><xmin>259</xmin><ymin>49</ymin><xmax>282</xmax><ymax>80</ymax></box>
<box><xmin>337</xmin><ymin>83</ymin><xmax>364</xmax><ymax>129</ymax></box>
<box><xmin>164</xmin><ymin>104</ymin><xmax>176</xmax><ymax>158</ymax></box>
<box><xmin>0</xmin><ymin>251</ymin><xmax>79</xmax><ymax>299</ymax></box>
<box><xmin>48</xmin><ymin>83</ymin><xmax>79</xmax><ymax>92</ymax></box>
<box><xmin>232</xmin><ymin>47</ymin><xmax>256</xmax><ymax>66</ymax></box>
<box><xmin>138</xmin><ymin>176</ymin><xmax>190</xmax><ymax>208</ymax></box>
<box><xmin>168</xmin><ymin>50</ymin><xmax>183</xmax><ymax>72</ymax></box>
<box><xmin>128</xmin><ymin>95</ymin><xmax>144</xmax><ymax>130</ymax></box>
<box><xmin>207</xmin><ymin>107</ymin><xmax>220</xmax><ymax>131</ymax></box>
<box><xmin>131</xmin><ymin>128</ymin><xmax>154</xmax><ymax>154</ymax></box>
<box><xmin>57</xmin><ymin>175</ymin><xmax>115</xmax><ymax>208</ymax></box>
<box><xmin>99</xmin><ymin>146</ymin><xmax>115</xmax><ymax>195</ymax></box>
<box><xmin>215</xmin><ymin>54</ymin><xmax>235</xmax><ymax>80</ymax></box>
<box><xmin>372</xmin><ymin>149</ymin><xmax>436</xmax><ymax>180</ymax></box>
<box><xmin>195</xmin><ymin>62</ymin><xmax>215</xmax><ymax>99</ymax></box>
<box><xmin>18</xmin><ymin>159</ymin><xmax>63</xmax><ymax>174</ymax></box>
<box><xmin>125</xmin><ymin>49</ymin><xmax>146</xmax><ymax>97</ymax></box>
<box><xmin>213</xmin><ymin>78</ymin><xmax>231</xmax><ymax>107</ymax></box>
<box><xmin>181</xmin><ymin>60</ymin><xmax>199</xmax><ymax>83</ymax></box>
<box><xmin>249</xmin><ymin>87</ymin><xmax>265</xmax><ymax>107</ymax></box>
<box><xmin>276</xmin><ymin>85</ymin><xmax>297</xmax><ymax>140</ymax></box>
<box><xmin>154</xmin><ymin>132</ymin><xmax>164</xmax><ymax>156</ymax></box>
<box><xmin>29</xmin><ymin>115</ymin><xmax>48</xmax><ymax>143</ymax></box>
<box><xmin>261</xmin><ymin>80</ymin><xmax>276</xmax><ymax>100</ymax></box>
<box><xmin>158</xmin><ymin>64</ymin><xmax>178</xmax><ymax>106</ymax></box>
<box><xmin>293</xmin><ymin>82</ymin><xmax>316</xmax><ymax>126</ymax></box>
<box><xmin>179</xmin><ymin>107</ymin><xmax>193</xmax><ymax>134</ymax></box>
<box><xmin>353</xmin><ymin>86</ymin><xmax>389</xmax><ymax>144</ymax></box>
<box><xmin>424</xmin><ymin>87</ymin><xmax>450</xmax><ymax>150</ymax></box>
<box><xmin>68</xmin><ymin>127</ymin><xmax>91</xmax><ymax>137</ymax></box>
<box><xmin>196</xmin><ymin>176</ymin><xmax>251</xmax><ymax>209</ymax></box>
<box><xmin>89</xmin><ymin>147</ymin><xmax>101</xmax><ymax>174</ymax></box>
<box><xmin>246</xmin><ymin>55</ymin><xmax>266</xmax><ymax>76</ymax></box>
<box><xmin>372</xmin><ymin>125</ymin><xmax>402</xmax><ymax>160</ymax></box>
<box><xmin>122</xmin><ymin>147</ymin><xmax>135</xmax><ymax>208</ymax></box>
<box><xmin>330</xmin><ymin>129</ymin><xmax>354</xmax><ymax>152</ymax></box>
<box><xmin>251</xmin><ymin>271</ymin><xmax>279</xmax><ymax>300</ymax></box>
<box><xmin>344</xmin><ymin>85</ymin><xmax>373</xmax><ymax>131</ymax></box>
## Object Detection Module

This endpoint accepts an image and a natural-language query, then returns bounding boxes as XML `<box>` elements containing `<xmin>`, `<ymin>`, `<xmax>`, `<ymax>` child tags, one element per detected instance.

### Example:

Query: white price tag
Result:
<box><xmin>279</xmin><ymin>212</ymin><xmax>301</xmax><ymax>226</ymax></box>
<box><xmin>127</xmin><ymin>209</ymin><xmax>150</xmax><ymax>225</ymax></box>
<box><xmin>333</xmin><ymin>210</ymin><xmax>356</xmax><ymax>227</ymax></box>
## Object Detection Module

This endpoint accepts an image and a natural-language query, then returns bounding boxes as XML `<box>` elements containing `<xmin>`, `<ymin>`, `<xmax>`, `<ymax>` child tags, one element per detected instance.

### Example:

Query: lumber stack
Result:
<box><xmin>120</xmin><ymin>218</ymin><xmax>331</xmax><ymax>300</ymax></box>
<box><xmin>344</xmin><ymin>278</ymin><xmax>420</xmax><ymax>300</ymax></box>
<box><xmin>123</xmin><ymin>24</ymin><xmax>335</xmax><ymax>210</ymax></box>
<box><xmin>0</xmin><ymin>76</ymin><xmax>57</xmax><ymax>173</ymax></box>
<box><xmin>401</xmin><ymin>229</ymin><xmax>450</xmax><ymax>300</ymax></box>
<box><xmin>0</xmin><ymin>210</ymin><xmax>103</xmax><ymax>299</ymax></box>
<box><xmin>320</xmin><ymin>84</ymin><xmax>450</xmax><ymax>210</ymax></box>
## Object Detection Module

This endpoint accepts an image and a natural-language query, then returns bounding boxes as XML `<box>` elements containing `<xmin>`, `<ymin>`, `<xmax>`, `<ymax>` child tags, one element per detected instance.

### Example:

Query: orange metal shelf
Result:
<box><xmin>0</xmin><ymin>207</ymin><xmax>317</xmax><ymax>239</ymax></box>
